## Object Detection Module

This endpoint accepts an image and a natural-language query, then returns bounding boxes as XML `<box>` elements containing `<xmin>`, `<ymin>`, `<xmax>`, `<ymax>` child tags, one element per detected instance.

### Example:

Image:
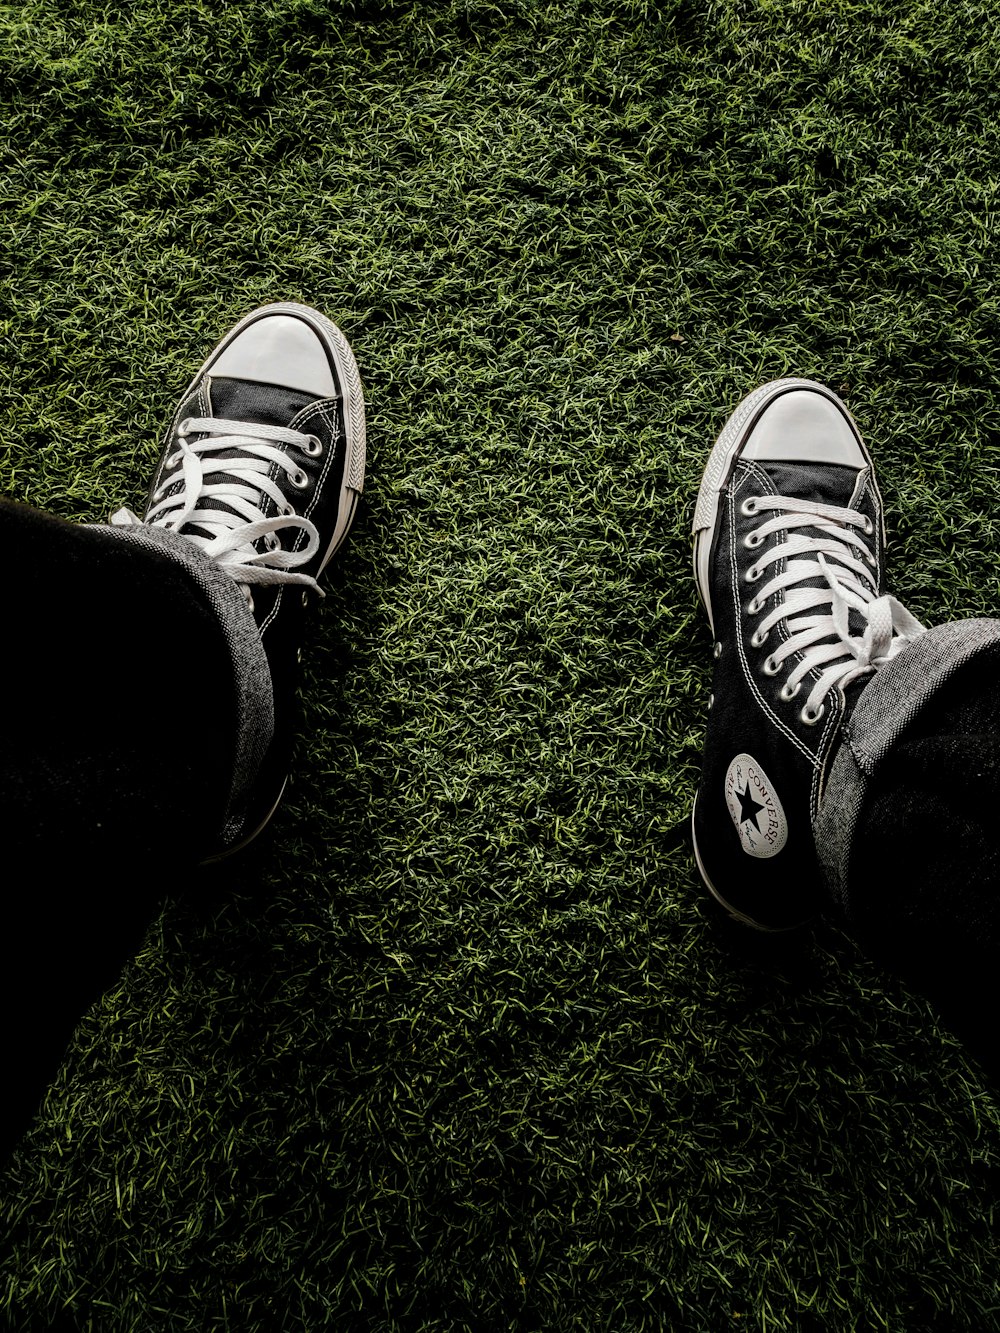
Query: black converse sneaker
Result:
<box><xmin>112</xmin><ymin>302</ymin><xmax>366</xmax><ymax>857</ymax></box>
<box><xmin>691</xmin><ymin>379</ymin><xmax>923</xmax><ymax>931</ymax></box>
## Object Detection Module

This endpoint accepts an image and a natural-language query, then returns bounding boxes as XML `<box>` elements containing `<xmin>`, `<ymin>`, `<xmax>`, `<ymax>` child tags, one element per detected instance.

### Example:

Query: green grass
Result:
<box><xmin>3</xmin><ymin>0</ymin><xmax>1000</xmax><ymax>1328</ymax></box>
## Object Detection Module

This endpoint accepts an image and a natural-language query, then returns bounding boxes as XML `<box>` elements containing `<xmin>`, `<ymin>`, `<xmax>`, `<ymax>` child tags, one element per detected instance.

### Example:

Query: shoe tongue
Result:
<box><xmin>759</xmin><ymin>460</ymin><xmax>862</xmax><ymax>509</ymax></box>
<box><xmin>208</xmin><ymin>376</ymin><xmax>315</xmax><ymax>430</ymax></box>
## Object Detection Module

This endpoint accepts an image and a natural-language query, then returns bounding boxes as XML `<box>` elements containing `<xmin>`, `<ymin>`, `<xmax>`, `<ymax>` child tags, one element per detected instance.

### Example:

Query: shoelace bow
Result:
<box><xmin>111</xmin><ymin>416</ymin><xmax>324</xmax><ymax>608</ymax></box>
<box><xmin>743</xmin><ymin>493</ymin><xmax>924</xmax><ymax>723</ymax></box>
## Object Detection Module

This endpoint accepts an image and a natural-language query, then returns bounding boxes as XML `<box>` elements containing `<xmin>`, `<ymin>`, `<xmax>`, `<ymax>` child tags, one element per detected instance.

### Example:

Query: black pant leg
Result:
<box><xmin>0</xmin><ymin>497</ymin><xmax>239</xmax><ymax>1156</ymax></box>
<box><xmin>843</xmin><ymin>660</ymin><xmax>1000</xmax><ymax>1082</ymax></box>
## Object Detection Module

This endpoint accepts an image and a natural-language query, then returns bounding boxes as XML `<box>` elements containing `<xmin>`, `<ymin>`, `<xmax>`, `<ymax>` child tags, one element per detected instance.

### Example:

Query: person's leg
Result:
<box><xmin>0</xmin><ymin>499</ymin><xmax>245</xmax><ymax>1153</ymax></box>
<box><xmin>815</xmin><ymin>629</ymin><xmax>1000</xmax><ymax>1082</ymax></box>
<box><xmin>689</xmin><ymin>376</ymin><xmax>1000</xmax><ymax>1083</ymax></box>
<box><xmin>1</xmin><ymin>302</ymin><xmax>367</xmax><ymax>1158</ymax></box>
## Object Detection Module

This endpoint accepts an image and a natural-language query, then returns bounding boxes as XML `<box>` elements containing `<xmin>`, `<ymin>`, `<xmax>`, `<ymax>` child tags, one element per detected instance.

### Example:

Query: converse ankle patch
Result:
<box><xmin>724</xmin><ymin>753</ymin><xmax>788</xmax><ymax>858</ymax></box>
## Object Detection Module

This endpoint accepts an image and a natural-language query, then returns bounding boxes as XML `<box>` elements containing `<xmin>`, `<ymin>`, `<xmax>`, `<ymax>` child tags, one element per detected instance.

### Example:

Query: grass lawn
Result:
<box><xmin>2</xmin><ymin>0</ymin><xmax>1000</xmax><ymax>1328</ymax></box>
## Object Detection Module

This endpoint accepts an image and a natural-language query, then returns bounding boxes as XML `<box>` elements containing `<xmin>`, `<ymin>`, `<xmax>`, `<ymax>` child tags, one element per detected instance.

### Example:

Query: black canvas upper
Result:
<box><xmin>694</xmin><ymin>455</ymin><xmax>884</xmax><ymax>930</ymax></box>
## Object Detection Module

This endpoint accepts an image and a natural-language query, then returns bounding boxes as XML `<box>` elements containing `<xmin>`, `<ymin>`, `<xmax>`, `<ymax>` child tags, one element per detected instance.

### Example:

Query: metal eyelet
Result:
<box><xmin>304</xmin><ymin>434</ymin><xmax>323</xmax><ymax>458</ymax></box>
<box><xmin>290</xmin><ymin>469</ymin><xmax>309</xmax><ymax>490</ymax></box>
<box><xmin>713</xmin><ymin>642</ymin><xmax>722</xmax><ymax>660</ymax></box>
<box><xmin>750</xmin><ymin>627</ymin><xmax>769</xmax><ymax>648</ymax></box>
<box><xmin>265</xmin><ymin>534</ymin><xmax>280</xmax><ymax>552</ymax></box>
<box><xmin>801</xmin><ymin>703</ymin><xmax>825</xmax><ymax>726</ymax></box>
<box><xmin>707</xmin><ymin>693</ymin><xmax>714</xmax><ymax>711</ymax></box>
<box><xmin>748</xmin><ymin>597</ymin><xmax>761</xmax><ymax>615</ymax></box>
<box><xmin>762</xmin><ymin>656</ymin><xmax>780</xmax><ymax>677</ymax></box>
<box><xmin>153</xmin><ymin>486</ymin><xmax>167</xmax><ymax>502</ymax></box>
<box><xmin>281</xmin><ymin>502</ymin><xmax>295</xmax><ymax>516</ymax></box>
<box><xmin>740</xmin><ymin>497</ymin><xmax>758</xmax><ymax>517</ymax></box>
<box><xmin>743</xmin><ymin>531</ymin><xmax>763</xmax><ymax>549</ymax></box>
<box><xmin>862</xmin><ymin>516</ymin><xmax>874</xmax><ymax>536</ymax></box>
<box><xmin>745</xmin><ymin>565</ymin><xmax>762</xmax><ymax>583</ymax></box>
<box><xmin>178</xmin><ymin>418</ymin><xmax>192</xmax><ymax>435</ymax></box>
<box><xmin>779</xmin><ymin>681</ymin><xmax>800</xmax><ymax>701</ymax></box>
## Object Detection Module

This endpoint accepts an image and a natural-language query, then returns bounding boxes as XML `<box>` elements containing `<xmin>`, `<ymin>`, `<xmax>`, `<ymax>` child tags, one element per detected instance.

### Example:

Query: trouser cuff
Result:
<box><xmin>91</xmin><ymin>522</ymin><xmax>275</xmax><ymax>850</ymax></box>
<box><xmin>815</xmin><ymin>618</ymin><xmax>1000</xmax><ymax>918</ymax></box>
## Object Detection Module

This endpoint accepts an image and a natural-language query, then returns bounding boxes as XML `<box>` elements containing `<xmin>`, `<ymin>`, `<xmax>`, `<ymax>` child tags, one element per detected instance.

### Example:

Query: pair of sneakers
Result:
<box><xmin>121</xmin><ymin>306</ymin><xmax>922</xmax><ymax>929</ymax></box>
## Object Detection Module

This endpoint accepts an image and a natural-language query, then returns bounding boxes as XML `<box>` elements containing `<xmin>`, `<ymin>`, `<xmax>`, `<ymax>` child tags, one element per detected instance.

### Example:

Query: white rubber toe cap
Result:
<box><xmin>208</xmin><ymin>313</ymin><xmax>336</xmax><ymax>397</ymax></box>
<box><xmin>742</xmin><ymin>389</ymin><xmax>866</xmax><ymax>467</ymax></box>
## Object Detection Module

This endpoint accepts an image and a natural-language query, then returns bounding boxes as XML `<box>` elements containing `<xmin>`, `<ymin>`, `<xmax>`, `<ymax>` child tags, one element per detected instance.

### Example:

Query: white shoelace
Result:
<box><xmin>111</xmin><ymin>416</ymin><xmax>323</xmax><ymax>606</ymax></box>
<box><xmin>743</xmin><ymin>493</ymin><xmax>924</xmax><ymax>723</ymax></box>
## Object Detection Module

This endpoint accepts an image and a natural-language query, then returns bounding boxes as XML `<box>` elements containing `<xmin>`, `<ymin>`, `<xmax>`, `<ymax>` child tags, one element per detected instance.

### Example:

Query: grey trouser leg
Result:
<box><xmin>95</xmin><ymin>522</ymin><xmax>274</xmax><ymax>850</ymax></box>
<box><xmin>815</xmin><ymin>620</ymin><xmax>1000</xmax><ymax>1080</ymax></box>
<box><xmin>0</xmin><ymin>501</ymin><xmax>273</xmax><ymax>1158</ymax></box>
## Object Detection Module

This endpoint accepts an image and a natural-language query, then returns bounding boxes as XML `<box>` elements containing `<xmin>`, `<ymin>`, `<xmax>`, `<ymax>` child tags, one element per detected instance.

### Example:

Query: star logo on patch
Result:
<box><xmin>735</xmin><ymin>782</ymin><xmax>765</xmax><ymax>832</ymax></box>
